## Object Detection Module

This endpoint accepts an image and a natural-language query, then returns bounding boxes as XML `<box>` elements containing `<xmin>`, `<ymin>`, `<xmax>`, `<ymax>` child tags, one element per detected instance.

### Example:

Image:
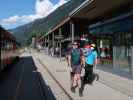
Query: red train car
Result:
<box><xmin>0</xmin><ymin>26</ymin><xmax>20</xmax><ymax>72</ymax></box>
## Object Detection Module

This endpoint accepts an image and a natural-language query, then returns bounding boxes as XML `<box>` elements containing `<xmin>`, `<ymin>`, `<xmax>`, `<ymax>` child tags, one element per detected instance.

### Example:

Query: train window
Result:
<box><xmin>1</xmin><ymin>41</ymin><xmax>3</xmax><ymax>50</ymax></box>
<box><xmin>2</xmin><ymin>40</ymin><xmax>6</xmax><ymax>50</ymax></box>
<box><xmin>1</xmin><ymin>39</ymin><xmax>16</xmax><ymax>50</ymax></box>
<box><xmin>7</xmin><ymin>43</ymin><xmax>10</xmax><ymax>50</ymax></box>
<box><xmin>10</xmin><ymin>42</ymin><xmax>13</xmax><ymax>49</ymax></box>
<box><xmin>7</xmin><ymin>41</ymin><xmax>12</xmax><ymax>50</ymax></box>
<box><xmin>4</xmin><ymin>40</ymin><xmax>10</xmax><ymax>50</ymax></box>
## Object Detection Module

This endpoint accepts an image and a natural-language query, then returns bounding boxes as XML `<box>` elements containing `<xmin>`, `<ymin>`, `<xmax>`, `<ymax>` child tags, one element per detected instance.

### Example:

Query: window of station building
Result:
<box><xmin>96</xmin><ymin>38</ymin><xmax>113</xmax><ymax>58</ymax></box>
<box><xmin>113</xmin><ymin>32</ymin><xmax>132</xmax><ymax>69</ymax></box>
<box><xmin>125</xmin><ymin>33</ymin><xmax>132</xmax><ymax>46</ymax></box>
<box><xmin>114</xmin><ymin>33</ymin><xmax>133</xmax><ymax>46</ymax></box>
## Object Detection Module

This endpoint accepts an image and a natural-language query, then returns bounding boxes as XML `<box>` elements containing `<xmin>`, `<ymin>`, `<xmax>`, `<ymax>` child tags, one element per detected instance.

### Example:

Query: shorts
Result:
<box><xmin>71</xmin><ymin>65</ymin><xmax>82</xmax><ymax>74</ymax></box>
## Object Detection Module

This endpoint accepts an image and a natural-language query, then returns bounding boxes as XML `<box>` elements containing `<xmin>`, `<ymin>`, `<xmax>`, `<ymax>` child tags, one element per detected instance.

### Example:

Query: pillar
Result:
<box><xmin>113</xmin><ymin>46</ymin><xmax>117</xmax><ymax>69</ymax></box>
<box><xmin>131</xmin><ymin>46</ymin><xmax>133</xmax><ymax>75</ymax></box>
<box><xmin>45</xmin><ymin>37</ymin><xmax>47</xmax><ymax>47</ymax></box>
<box><xmin>70</xmin><ymin>21</ymin><xmax>75</xmax><ymax>43</ymax></box>
<box><xmin>52</xmin><ymin>32</ymin><xmax>55</xmax><ymax>47</ymax></box>
<box><xmin>59</xmin><ymin>28</ymin><xmax>62</xmax><ymax>61</ymax></box>
<box><xmin>48</xmin><ymin>35</ymin><xmax>50</xmax><ymax>48</ymax></box>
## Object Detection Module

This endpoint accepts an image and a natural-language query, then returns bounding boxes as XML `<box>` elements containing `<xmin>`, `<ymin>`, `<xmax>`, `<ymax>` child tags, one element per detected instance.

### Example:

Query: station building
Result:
<box><xmin>72</xmin><ymin>0</ymin><xmax>133</xmax><ymax>74</ymax></box>
<box><xmin>38</xmin><ymin>0</ymin><xmax>133</xmax><ymax>75</ymax></box>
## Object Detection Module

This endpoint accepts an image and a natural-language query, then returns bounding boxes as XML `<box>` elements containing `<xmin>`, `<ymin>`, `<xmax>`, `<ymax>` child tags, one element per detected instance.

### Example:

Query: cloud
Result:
<box><xmin>35</xmin><ymin>0</ymin><xmax>68</xmax><ymax>17</ymax></box>
<box><xmin>0</xmin><ymin>0</ymin><xmax>68</xmax><ymax>29</ymax></box>
<box><xmin>35</xmin><ymin>0</ymin><xmax>54</xmax><ymax>17</ymax></box>
<box><xmin>0</xmin><ymin>15</ymin><xmax>35</xmax><ymax>25</ymax></box>
<box><xmin>0</xmin><ymin>15</ymin><xmax>19</xmax><ymax>25</ymax></box>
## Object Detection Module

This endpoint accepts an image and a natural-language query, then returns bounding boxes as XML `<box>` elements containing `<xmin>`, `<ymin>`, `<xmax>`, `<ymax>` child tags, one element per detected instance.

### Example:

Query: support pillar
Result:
<box><xmin>48</xmin><ymin>35</ymin><xmax>50</xmax><ymax>48</ymax></box>
<box><xmin>45</xmin><ymin>37</ymin><xmax>47</xmax><ymax>47</ymax></box>
<box><xmin>47</xmin><ymin>35</ymin><xmax>50</xmax><ymax>55</ymax></box>
<box><xmin>59</xmin><ymin>28</ymin><xmax>62</xmax><ymax>61</ymax></box>
<box><xmin>113</xmin><ymin>46</ymin><xmax>117</xmax><ymax>69</ymax></box>
<box><xmin>52</xmin><ymin>32</ymin><xmax>55</xmax><ymax>47</ymax></box>
<box><xmin>70</xmin><ymin>21</ymin><xmax>75</xmax><ymax>43</ymax></box>
<box><xmin>131</xmin><ymin>46</ymin><xmax>133</xmax><ymax>75</ymax></box>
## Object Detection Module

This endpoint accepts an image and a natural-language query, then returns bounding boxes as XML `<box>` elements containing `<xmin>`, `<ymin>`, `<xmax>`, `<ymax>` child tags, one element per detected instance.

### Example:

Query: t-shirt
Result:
<box><xmin>69</xmin><ymin>48</ymin><xmax>81</xmax><ymax>65</ymax></box>
<box><xmin>85</xmin><ymin>50</ymin><xmax>97</xmax><ymax>65</ymax></box>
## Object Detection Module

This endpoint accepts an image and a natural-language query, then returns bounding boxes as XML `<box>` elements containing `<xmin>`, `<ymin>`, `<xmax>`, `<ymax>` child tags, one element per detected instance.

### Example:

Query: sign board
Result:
<box><xmin>55</xmin><ymin>35</ymin><xmax>63</xmax><ymax>39</ymax></box>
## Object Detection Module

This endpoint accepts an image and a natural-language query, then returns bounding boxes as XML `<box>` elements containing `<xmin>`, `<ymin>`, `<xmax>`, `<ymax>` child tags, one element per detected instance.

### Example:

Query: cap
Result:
<box><xmin>91</xmin><ymin>44</ymin><xmax>96</xmax><ymax>47</ymax></box>
<box><xmin>72</xmin><ymin>42</ymin><xmax>78</xmax><ymax>45</ymax></box>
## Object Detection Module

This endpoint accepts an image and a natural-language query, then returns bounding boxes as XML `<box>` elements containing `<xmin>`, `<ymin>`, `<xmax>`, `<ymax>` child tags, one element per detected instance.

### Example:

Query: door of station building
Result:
<box><xmin>96</xmin><ymin>35</ymin><xmax>113</xmax><ymax>66</ymax></box>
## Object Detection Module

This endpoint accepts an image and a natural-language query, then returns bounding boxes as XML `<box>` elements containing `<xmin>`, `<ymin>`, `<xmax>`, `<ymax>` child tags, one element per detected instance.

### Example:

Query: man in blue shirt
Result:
<box><xmin>79</xmin><ymin>43</ymin><xmax>98</xmax><ymax>96</ymax></box>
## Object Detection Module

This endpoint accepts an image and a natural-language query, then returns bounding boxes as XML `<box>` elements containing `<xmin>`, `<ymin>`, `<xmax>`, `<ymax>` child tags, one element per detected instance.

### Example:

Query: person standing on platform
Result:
<box><xmin>79</xmin><ymin>43</ymin><xmax>99</xmax><ymax>96</ymax></box>
<box><xmin>67</xmin><ymin>41</ymin><xmax>83</xmax><ymax>94</ymax></box>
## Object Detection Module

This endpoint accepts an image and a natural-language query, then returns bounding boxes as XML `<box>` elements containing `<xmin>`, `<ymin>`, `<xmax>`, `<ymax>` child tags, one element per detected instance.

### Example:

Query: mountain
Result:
<box><xmin>11</xmin><ymin>0</ymin><xmax>85</xmax><ymax>45</ymax></box>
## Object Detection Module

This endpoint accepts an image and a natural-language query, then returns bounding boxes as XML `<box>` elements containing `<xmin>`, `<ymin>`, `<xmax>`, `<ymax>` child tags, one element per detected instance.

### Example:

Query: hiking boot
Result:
<box><xmin>88</xmin><ymin>79</ymin><xmax>93</xmax><ymax>85</ymax></box>
<box><xmin>95</xmin><ymin>74</ymin><xmax>99</xmax><ymax>81</ymax></box>
<box><xmin>71</xmin><ymin>87</ymin><xmax>75</xmax><ymax>93</ymax></box>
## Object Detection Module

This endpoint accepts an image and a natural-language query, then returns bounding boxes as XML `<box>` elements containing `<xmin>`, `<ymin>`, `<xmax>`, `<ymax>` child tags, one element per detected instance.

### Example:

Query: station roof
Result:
<box><xmin>46</xmin><ymin>0</ymin><xmax>132</xmax><ymax>36</ymax></box>
<box><xmin>70</xmin><ymin>0</ymin><xmax>132</xmax><ymax>20</ymax></box>
<box><xmin>38</xmin><ymin>0</ymin><xmax>85</xmax><ymax>36</ymax></box>
<box><xmin>38</xmin><ymin>0</ymin><xmax>133</xmax><ymax>44</ymax></box>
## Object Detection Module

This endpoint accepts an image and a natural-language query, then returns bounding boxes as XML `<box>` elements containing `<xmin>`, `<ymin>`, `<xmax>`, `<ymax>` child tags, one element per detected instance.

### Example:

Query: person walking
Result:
<box><xmin>79</xmin><ymin>43</ymin><xmax>99</xmax><ymax>96</ymax></box>
<box><xmin>67</xmin><ymin>42</ymin><xmax>83</xmax><ymax>94</ymax></box>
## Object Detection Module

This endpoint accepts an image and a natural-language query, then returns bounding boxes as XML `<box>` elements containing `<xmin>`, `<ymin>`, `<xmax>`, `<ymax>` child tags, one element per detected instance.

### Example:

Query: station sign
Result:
<box><xmin>55</xmin><ymin>35</ymin><xmax>64</xmax><ymax>39</ymax></box>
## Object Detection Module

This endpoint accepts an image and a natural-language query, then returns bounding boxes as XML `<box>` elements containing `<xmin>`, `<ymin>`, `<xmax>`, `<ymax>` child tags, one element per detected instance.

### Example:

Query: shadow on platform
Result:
<box><xmin>0</xmin><ymin>56</ymin><xmax>56</xmax><ymax>100</ymax></box>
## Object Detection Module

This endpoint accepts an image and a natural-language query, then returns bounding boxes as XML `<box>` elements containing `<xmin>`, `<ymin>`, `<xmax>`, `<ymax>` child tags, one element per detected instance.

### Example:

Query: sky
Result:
<box><xmin>0</xmin><ymin>0</ymin><xmax>68</xmax><ymax>29</ymax></box>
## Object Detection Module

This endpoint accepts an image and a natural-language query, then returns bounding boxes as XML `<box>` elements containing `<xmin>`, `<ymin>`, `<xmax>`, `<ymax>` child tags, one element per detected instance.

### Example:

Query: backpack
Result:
<box><xmin>82</xmin><ymin>48</ymin><xmax>92</xmax><ymax>57</ymax></box>
<box><xmin>71</xmin><ymin>49</ymin><xmax>80</xmax><ymax>65</ymax></box>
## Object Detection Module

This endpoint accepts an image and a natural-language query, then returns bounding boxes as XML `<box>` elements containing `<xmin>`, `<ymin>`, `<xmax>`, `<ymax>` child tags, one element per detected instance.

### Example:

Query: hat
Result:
<box><xmin>72</xmin><ymin>42</ymin><xmax>78</xmax><ymax>45</ymax></box>
<box><xmin>91</xmin><ymin>44</ymin><xmax>96</xmax><ymax>47</ymax></box>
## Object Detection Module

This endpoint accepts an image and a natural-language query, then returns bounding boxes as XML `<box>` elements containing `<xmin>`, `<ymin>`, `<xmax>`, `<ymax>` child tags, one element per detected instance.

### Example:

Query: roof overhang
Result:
<box><xmin>47</xmin><ymin>17</ymin><xmax>71</xmax><ymax>35</ymax></box>
<box><xmin>39</xmin><ymin>17</ymin><xmax>70</xmax><ymax>39</ymax></box>
<box><xmin>70</xmin><ymin>0</ymin><xmax>132</xmax><ymax>20</ymax></box>
<box><xmin>69</xmin><ymin>0</ymin><xmax>94</xmax><ymax>17</ymax></box>
<box><xmin>45</xmin><ymin>0</ymin><xmax>133</xmax><ymax>37</ymax></box>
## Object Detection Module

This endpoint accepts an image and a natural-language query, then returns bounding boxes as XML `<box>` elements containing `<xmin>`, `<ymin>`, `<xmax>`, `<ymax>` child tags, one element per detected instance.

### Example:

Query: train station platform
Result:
<box><xmin>0</xmin><ymin>50</ymin><xmax>133</xmax><ymax>100</ymax></box>
<box><xmin>31</xmin><ymin>50</ymin><xmax>133</xmax><ymax>100</ymax></box>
